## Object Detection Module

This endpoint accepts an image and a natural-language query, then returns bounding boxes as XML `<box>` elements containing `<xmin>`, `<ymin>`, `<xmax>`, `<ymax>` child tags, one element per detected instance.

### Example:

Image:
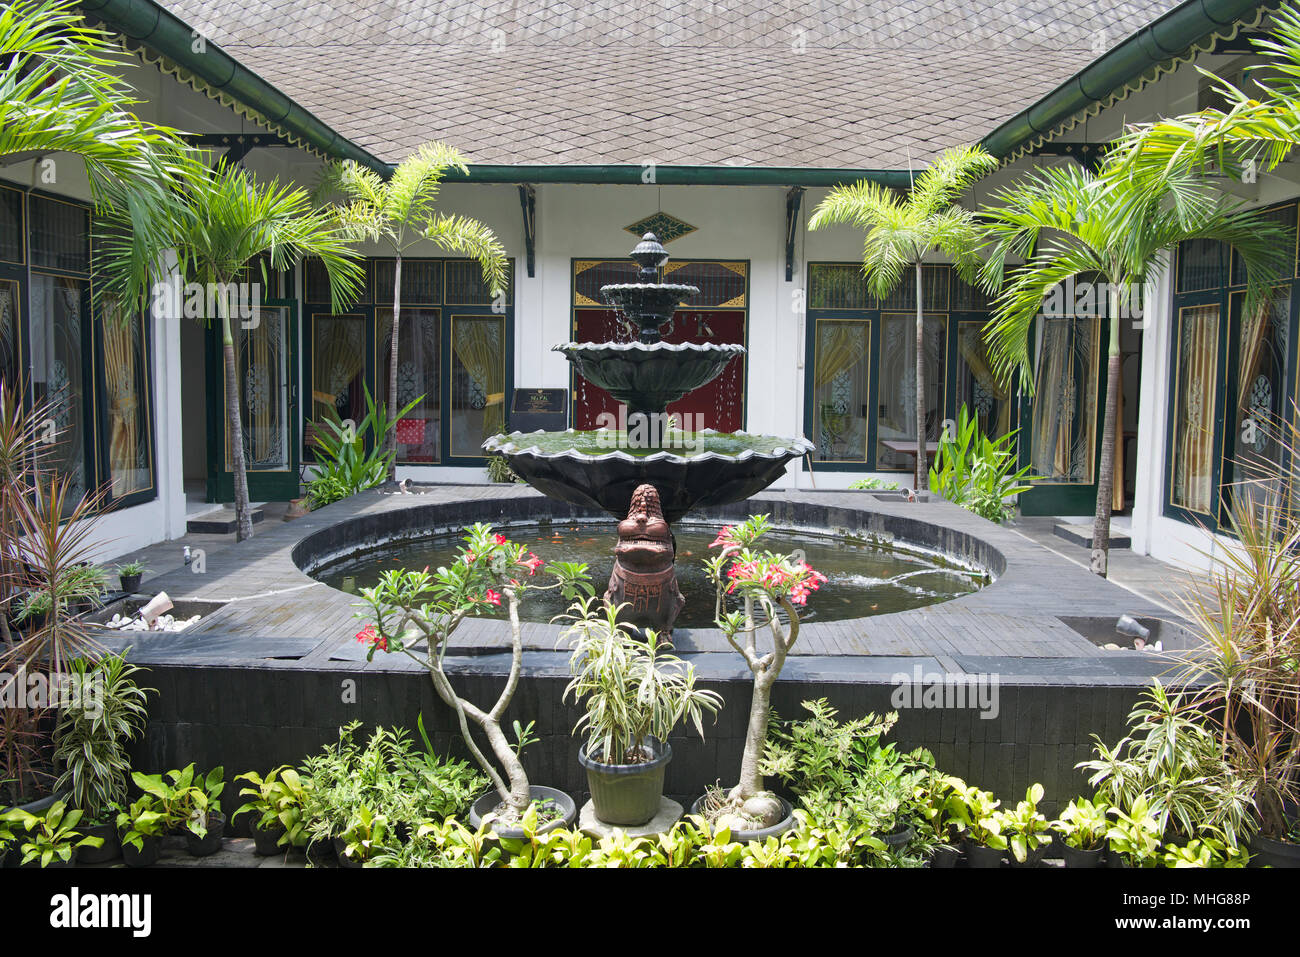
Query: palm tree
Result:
<box><xmin>808</xmin><ymin>145</ymin><xmax>999</xmax><ymax>490</ymax></box>
<box><xmin>316</xmin><ymin>143</ymin><xmax>508</xmax><ymax>473</ymax></box>
<box><xmin>99</xmin><ymin>160</ymin><xmax>365</xmax><ymax>541</ymax></box>
<box><xmin>1</xmin><ymin>0</ymin><xmax>192</xmax><ymax>237</ymax></box>
<box><xmin>979</xmin><ymin>163</ymin><xmax>1288</xmax><ymax>576</ymax></box>
<box><xmin>1110</xmin><ymin>2</ymin><xmax>1300</xmax><ymax>202</ymax></box>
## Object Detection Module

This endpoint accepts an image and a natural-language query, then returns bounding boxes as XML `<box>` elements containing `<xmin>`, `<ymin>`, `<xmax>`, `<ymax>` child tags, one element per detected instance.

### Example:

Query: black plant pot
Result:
<box><xmin>579</xmin><ymin>738</ymin><xmax>671</xmax><ymax>827</ymax></box>
<box><xmin>119</xmin><ymin>574</ymin><xmax>142</xmax><ymax>594</ymax></box>
<box><xmin>468</xmin><ymin>785</ymin><xmax>577</xmax><ymax>839</ymax></box>
<box><xmin>877</xmin><ymin>822</ymin><xmax>915</xmax><ymax>848</ymax></box>
<box><xmin>252</xmin><ymin>824</ymin><xmax>286</xmax><ymax>856</ymax></box>
<box><xmin>1104</xmin><ymin>840</ymin><xmax>1131</xmax><ymax>868</ymax></box>
<box><xmin>305</xmin><ymin>838</ymin><xmax>336</xmax><ymax>867</ymax></box>
<box><xmin>77</xmin><ymin>821</ymin><xmax>121</xmax><ymax>864</ymax></box>
<box><xmin>1247</xmin><ymin>833</ymin><xmax>1300</xmax><ymax>868</ymax></box>
<box><xmin>688</xmin><ymin>793</ymin><xmax>796</xmax><ymax>843</ymax></box>
<box><xmin>929</xmin><ymin>844</ymin><xmax>960</xmax><ymax>868</ymax></box>
<box><xmin>1007</xmin><ymin>843</ymin><xmax>1047</xmax><ymax>867</ymax></box>
<box><xmin>185</xmin><ymin>812</ymin><xmax>225</xmax><ymax>857</ymax></box>
<box><xmin>332</xmin><ymin>836</ymin><xmax>366</xmax><ymax>868</ymax></box>
<box><xmin>120</xmin><ymin>833</ymin><xmax>161</xmax><ymax>867</ymax></box>
<box><xmin>1062</xmin><ymin>843</ymin><xmax>1105</xmax><ymax>868</ymax></box>
<box><xmin>962</xmin><ymin>838</ymin><xmax>1005</xmax><ymax>868</ymax></box>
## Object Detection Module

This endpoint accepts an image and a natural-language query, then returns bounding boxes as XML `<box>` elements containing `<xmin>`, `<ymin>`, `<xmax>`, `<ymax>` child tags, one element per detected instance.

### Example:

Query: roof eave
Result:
<box><xmin>981</xmin><ymin>0</ymin><xmax>1282</xmax><ymax>161</ymax></box>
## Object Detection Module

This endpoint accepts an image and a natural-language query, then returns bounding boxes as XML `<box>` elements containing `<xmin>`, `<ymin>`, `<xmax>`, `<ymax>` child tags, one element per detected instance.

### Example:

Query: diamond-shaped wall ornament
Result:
<box><xmin>624</xmin><ymin>212</ymin><xmax>697</xmax><ymax>243</ymax></box>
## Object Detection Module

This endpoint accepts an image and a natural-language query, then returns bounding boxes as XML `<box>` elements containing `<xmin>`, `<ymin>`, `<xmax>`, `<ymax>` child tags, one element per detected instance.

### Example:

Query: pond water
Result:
<box><xmin>315</xmin><ymin>522</ymin><xmax>987</xmax><ymax>629</ymax></box>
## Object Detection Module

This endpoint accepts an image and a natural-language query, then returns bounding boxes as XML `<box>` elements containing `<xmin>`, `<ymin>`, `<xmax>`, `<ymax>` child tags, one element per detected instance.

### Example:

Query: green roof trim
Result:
<box><xmin>443</xmin><ymin>165</ymin><xmax>912</xmax><ymax>187</ymax></box>
<box><xmin>982</xmin><ymin>0</ymin><xmax>1282</xmax><ymax>159</ymax></box>
<box><xmin>80</xmin><ymin>0</ymin><xmax>389</xmax><ymax>174</ymax></box>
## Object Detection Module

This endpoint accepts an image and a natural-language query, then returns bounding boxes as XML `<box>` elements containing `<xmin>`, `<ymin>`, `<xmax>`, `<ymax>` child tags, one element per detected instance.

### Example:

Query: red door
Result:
<box><xmin>571</xmin><ymin>307</ymin><xmax>746</xmax><ymax>433</ymax></box>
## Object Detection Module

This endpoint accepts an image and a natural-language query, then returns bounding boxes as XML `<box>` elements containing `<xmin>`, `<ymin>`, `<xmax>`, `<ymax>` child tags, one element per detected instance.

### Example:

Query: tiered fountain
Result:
<box><xmin>483</xmin><ymin>234</ymin><xmax>813</xmax><ymax>634</ymax></box>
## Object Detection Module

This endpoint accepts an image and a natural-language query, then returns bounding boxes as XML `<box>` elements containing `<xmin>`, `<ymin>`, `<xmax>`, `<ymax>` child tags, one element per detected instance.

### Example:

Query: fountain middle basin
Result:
<box><xmin>483</xmin><ymin>429</ymin><xmax>814</xmax><ymax>524</ymax></box>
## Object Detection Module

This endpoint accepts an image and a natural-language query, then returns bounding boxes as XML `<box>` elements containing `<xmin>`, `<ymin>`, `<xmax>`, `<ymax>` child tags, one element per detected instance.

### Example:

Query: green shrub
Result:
<box><xmin>307</xmin><ymin>384</ymin><xmax>420</xmax><ymax>509</ymax></box>
<box><xmin>928</xmin><ymin>404</ymin><xmax>1032</xmax><ymax>523</ymax></box>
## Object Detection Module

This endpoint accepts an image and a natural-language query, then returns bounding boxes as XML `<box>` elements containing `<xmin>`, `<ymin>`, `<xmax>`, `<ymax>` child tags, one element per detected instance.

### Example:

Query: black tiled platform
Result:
<box><xmin>111</xmin><ymin>484</ymin><xmax>1196</xmax><ymax>813</ymax></box>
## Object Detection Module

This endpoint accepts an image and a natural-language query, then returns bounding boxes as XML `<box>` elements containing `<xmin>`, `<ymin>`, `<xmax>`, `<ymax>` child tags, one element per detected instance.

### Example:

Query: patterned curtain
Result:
<box><xmin>452</xmin><ymin>317</ymin><xmax>504</xmax><ymax>440</ymax></box>
<box><xmin>0</xmin><ymin>283</ymin><xmax>16</xmax><ymax>388</ymax></box>
<box><xmin>1173</xmin><ymin>306</ymin><xmax>1220</xmax><ymax>512</ymax></box>
<box><xmin>1032</xmin><ymin>318</ymin><xmax>1098</xmax><ymax>482</ymax></box>
<box><xmin>101</xmin><ymin>307</ymin><xmax>150</xmax><ymax>495</ymax></box>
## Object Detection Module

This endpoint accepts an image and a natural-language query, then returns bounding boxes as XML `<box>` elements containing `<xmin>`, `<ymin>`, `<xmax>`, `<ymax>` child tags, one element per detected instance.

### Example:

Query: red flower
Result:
<box><xmin>355</xmin><ymin>624</ymin><xmax>388</xmax><ymax>652</ymax></box>
<box><xmin>519</xmin><ymin>552</ymin><xmax>544</xmax><ymax>576</ymax></box>
<box><xmin>709</xmin><ymin>526</ymin><xmax>737</xmax><ymax>549</ymax></box>
<box><xmin>482</xmin><ymin>589</ymin><xmax>502</xmax><ymax>606</ymax></box>
<box><xmin>493</xmin><ymin>534</ymin><xmax>508</xmax><ymax>545</ymax></box>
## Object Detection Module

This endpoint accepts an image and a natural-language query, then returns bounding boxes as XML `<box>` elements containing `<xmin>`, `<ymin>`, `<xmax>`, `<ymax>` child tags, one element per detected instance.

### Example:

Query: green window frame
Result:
<box><xmin>303</xmin><ymin>256</ymin><xmax>514</xmax><ymax>466</ymax></box>
<box><xmin>804</xmin><ymin>262</ymin><xmax>997</xmax><ymax>473</ymax></box>
<box><xmin>1164</xmin><ymin>200</ymin><xmax>1300</xmax><ymax>533</ymax></box>
<box><xmin>0</xmin><ymin>184</ymin><xmax>156</xmax><ymax>512</ymax></box>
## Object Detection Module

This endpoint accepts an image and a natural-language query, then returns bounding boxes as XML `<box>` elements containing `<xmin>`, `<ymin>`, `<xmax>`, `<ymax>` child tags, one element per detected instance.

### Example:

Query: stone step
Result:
<box><xmin>1053</xmin><ymin>522</ymin><xmax>1131</xmax><ymax>550</ymax></box>
<box><xmin>186</xmin><ymin>507</ymin><xmax>265</xmax><ymax>535</ymax></box>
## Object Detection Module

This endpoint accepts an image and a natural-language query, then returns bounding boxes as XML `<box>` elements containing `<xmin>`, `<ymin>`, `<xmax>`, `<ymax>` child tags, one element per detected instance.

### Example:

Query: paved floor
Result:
<box><xmin>1009</xmin><ymin>515</ymin><xmax>1207</xmax><ymax>615</ymax></box>
<box><xmin>84</xmin><ymin>835</ymin><xmax>308</xmax><ymax>869</ymax></box>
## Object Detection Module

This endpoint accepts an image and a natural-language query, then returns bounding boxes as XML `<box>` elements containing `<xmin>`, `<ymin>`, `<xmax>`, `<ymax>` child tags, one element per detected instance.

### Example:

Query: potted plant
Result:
<box><xmin>116</xmin><ymin>794</ymin><xmax>167</xmax><ymax>867</ymax></box>
<box><xmin>944</xmin><ymin>779</ymin><xmax>1005</xmax><ymax>867</ymax></box>
<box><xmin>52</xmin><ymin>654</ymin><xmax>152</xmax><ymax>863</ymax></box>
<box><xmin>561</xmin><ymin>599</ymin><xmax>722</xmax><ymax>826</ymax></box>
<box><xmin>8</xmin><ymin>800</ymin><xmax>102</xmax><ymax>868</ymax></box>
<box><xmin>336</xmin><ymin>805</ymin><xmax>390</xmax><ymax>868</ymax></box>
<box><xmin>992</xmin><ymin>783</ymin><xmax>1051</xmax><ymax>867</ymax></box>
<box><xmin>353</xmin><ymin>524</ymin><xmax>591</xmax><ymax>838</ymax></box>
<box><xmin>693</xmin><ymin>515</ymin><xmax>827</xmax><ymax>839</ymax></box>
<box><xmin>116</xmin><ymin>561</ymin><xmax>147</xmax><ymax>594</ymax></box>
<box><xmin>1105</xmin><ymin>798</ymin><xmax>1163</xmax><ymax>868</ymax></box>
<box><xmin>132</xmin><ymin>764</ymin><xmax>226</xmax><ymax>856</ymax></box>
<box><xmin>1054</xmin><ymin>796</ymin><xmax>1110</xmax><ymax>868</ymax></box>
<box><xmin>234</xmin><ymin>766</ymin><xmax>311</xmax><ymax>855</ymax></box>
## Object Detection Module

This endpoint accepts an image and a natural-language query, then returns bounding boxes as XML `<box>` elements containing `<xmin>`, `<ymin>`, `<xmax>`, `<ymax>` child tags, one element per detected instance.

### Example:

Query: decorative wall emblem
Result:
<box><xmin>624</xmin><ymin>212</ymin><xmax>696</xmax><ymax>243</ymax></box>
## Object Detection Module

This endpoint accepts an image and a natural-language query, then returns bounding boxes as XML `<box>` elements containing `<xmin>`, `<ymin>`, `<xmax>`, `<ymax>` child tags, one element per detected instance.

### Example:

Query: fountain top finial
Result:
<box><xmin>629</xmin><ymin>232</ymin><xmax>669</xmax><ymax>281</ymax></box>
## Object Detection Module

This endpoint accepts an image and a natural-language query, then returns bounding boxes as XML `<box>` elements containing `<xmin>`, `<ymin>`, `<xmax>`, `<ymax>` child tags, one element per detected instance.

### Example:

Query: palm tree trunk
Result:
<box><xmin>386</xmin><ymin>253</ymin><xmax>402</xmax><ymax>479</ymax></box>
<box><xmin>220</xmin><ymin>304</ymin><xmax>254</xmax><ymax>541</ymax></box>
<box><xmin>914</xmin><ymin>262</ymin><xmax>927</xmax><ymax>491</ymax></box>
<box><xmin>1091</xmin><ymin>286</ymin><xmax>1122</xmax><ymax>576</ymax></box>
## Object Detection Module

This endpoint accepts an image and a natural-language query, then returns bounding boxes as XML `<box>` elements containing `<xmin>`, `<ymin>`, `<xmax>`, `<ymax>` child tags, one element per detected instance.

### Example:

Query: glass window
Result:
<box><xmin>811</xmin><ymin>319</ymin><xmax>870</xmax><ymax>462</ymax></box>
<box><xmin>1228</xmin><ymin>291</ymin><xmax>1289</xmax><ymax>513</ymax></box>
<box><xmin>0</xmin><ymin>279</ymin><xmax>19</xmax><ymax>388</ymax></box>
<box><xmin>449</xmin><ymin>315</ymin><xmax>505</xmax><ymax>457</ymax></box>
<box><xmin>308</xmin><ymin>314</ymin><xmax>368</xmax><ymax>453</ymax></box>
<box><xmin>29</xmin><ymin>274</ymin><xmax>88</xmax><ymax>510</ymax></box>
<box><xmin>1031</xmin><ymin>317</ymin><xmax>1100</xmax><ymax>482</ymax></box>
<box><xmin>0</xmin><ymin>188</ymin><xmax>22</xmax><ymax>264</ymax></box>
<box><xmin>876</xmin><ymin>313</ymin><xmax>945</xmax><ymax>470</ymax></box>
<box><xmin>808</xmin><ymin>264</ymin><xmax>871</xmax><ymax>310</ymax></box>
<box><xmin>1170</xmin><ymin>304</ymin><xmax>1221</xmax><ymax>513</ymax></box>
<box><xmin>955</xmin><ymin>321</ymin><xmax>1013</xmax><ymax>438</ymax></box>
<box><xmin>378</xmin><ymin>307</ymin><xmax>440</xmax><ymax>463</ymax></box>
<box><xmin>100</xmin><ymin>307</ymin><xmax>154</xmax><ymax>498</ymax></box>
<box><xmin>28</xmin><ymin>196</ymin><xmax>89</xmax><ymax>273</ymax></box>
<box><xmin>227</xmin><ymin>305</ymin><xmax>291</xmax><ymax>472</ymax></box>
<box><xmin>1176</xmin><ymin>238</ymin><xmax>1225</xmax><ymax>293</ymax></box>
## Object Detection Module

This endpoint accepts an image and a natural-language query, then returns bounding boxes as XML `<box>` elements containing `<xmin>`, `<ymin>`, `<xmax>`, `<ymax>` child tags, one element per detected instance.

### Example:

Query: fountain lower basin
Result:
<box><xmin>483</xmin><ymin>429</ymin><xmax>814</xmax><ymax>522</ymax></box>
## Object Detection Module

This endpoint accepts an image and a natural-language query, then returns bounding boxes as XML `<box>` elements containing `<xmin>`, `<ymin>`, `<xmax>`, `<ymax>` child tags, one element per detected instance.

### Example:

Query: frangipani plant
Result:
<box><xmin>704</xmin><ymin>514</ymin><xmax>827</xmax><ymax>812</ymax></box>
<box><xmin>353</xmin><ymin>524</ymin><xmax>592</xmax><ymax>819</ymax></box>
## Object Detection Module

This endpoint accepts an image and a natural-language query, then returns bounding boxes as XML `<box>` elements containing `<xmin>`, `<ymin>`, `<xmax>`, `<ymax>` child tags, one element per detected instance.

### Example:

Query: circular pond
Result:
<box><xmin>312</xmin><ymin>521</ymin><xmax>988</xmax><ymax>629</ymax></box>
